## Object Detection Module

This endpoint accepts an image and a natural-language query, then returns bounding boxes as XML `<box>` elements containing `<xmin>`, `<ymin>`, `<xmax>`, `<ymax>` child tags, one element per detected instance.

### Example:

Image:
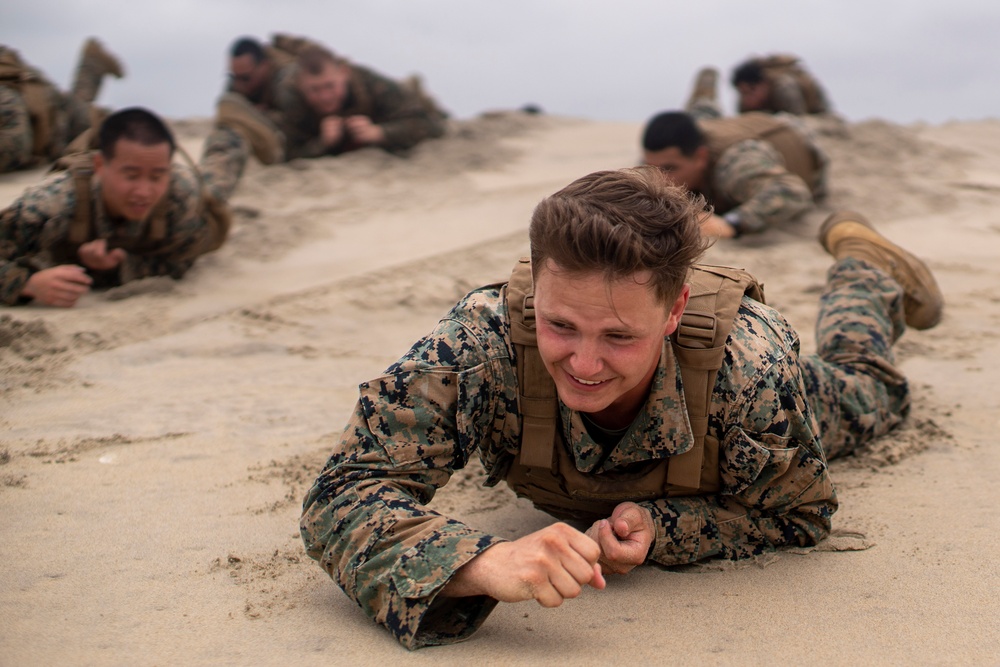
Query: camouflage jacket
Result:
<box><xmin>0</xmin><ymin>163</ymin><xmax>204</xmax><ymax>305</ymax></box>
<box><xmin>273</xmin><ymin>63</ymin><xmax>444</xmax><ymax>159</ymax></box>
<box><xmin>301</xmin><ymin>283</ymin><xmax>836</xmax><ymax>649</ymax></box>
<box><xmin>0</xmin><ymin>45</ymin><xmax>63</xmax><ymax>170</ymax></box>
<box><xmin>766</xmin><ymin>72</ymin><xmax>810</xmax><ymax>115</ymax></box>
<box><xmin>703</xmin><ymin>138</ymin><xmax>814</xmax><ymax>233</ymax></box>
<box><xmin>765</xmin><ymin>71</ymin><xmax>831</xmax><ymax>116</ymax></box>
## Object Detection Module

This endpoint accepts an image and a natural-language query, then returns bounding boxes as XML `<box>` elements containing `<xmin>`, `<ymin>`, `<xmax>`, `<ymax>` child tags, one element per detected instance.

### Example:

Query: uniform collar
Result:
<box><xmin>561</xmin><ymin>338</ymin><xmax>694</xmax><ymax>473</ymax></box>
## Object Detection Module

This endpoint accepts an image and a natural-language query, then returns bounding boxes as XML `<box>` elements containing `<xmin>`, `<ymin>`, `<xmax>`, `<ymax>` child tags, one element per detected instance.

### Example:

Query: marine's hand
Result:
<box><xmin>344</xmin><ymin>115</ymin><xmax>385</xmax><ymax>146</ymax></box>
<box><xmin>585</xmin><ymin>502</ymin><xmax>655</xmax><ymax>575</ymax></box>
<box><xmin>21</xmin><ymin>265</ymin><xmax>92</xmax><ymax>307</ymax></box>
<box><xmin>319</xmin><ymin>116</ymin><xmax>346</xmax><ymax>147</ymax></box>
<box><xmin>78</xmin><ymin>238</ymin><xmax>126</xmax><ymax>271</ymax></box>
<box><xmin>441</xmin><ymin>523</ymin><xmax>605</xmax><ymax>606</ymax></box>
<box><xmin>700</xmin><ymin>213</ymin><xmax>737</xmax><ymax>239</ymax></box>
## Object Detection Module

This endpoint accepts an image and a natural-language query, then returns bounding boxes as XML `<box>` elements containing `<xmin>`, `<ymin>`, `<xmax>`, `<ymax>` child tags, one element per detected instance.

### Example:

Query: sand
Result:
<box><xmin>1</xmin><ymin>112</ymin><xmax>998</xmax><ymax>665</ymax></box>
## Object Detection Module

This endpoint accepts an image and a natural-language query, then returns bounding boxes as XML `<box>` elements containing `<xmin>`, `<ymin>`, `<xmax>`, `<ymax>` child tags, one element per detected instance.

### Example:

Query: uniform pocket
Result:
<box><xmin>721</xmin><ymin>427</ymin><xmax>828</xmax><ymax>509</ymax></box>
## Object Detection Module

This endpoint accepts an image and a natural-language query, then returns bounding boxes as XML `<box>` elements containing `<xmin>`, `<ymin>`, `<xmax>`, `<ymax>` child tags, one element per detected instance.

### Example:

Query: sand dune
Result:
<box><xmin>1</xmin><ymin>112</ymin><xmax>998</xmax><ymax>665</ymax></box>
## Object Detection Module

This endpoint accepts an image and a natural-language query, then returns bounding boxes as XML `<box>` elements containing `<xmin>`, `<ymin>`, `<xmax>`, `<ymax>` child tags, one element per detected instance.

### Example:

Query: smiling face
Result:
<box><xmin>533</xmin><ymin>260</ymin><xmax>689</xmax><ymax>429</ymax></box>
<box><xmin>94</xmin><ymin>138</ymin><xmax>172</xmax><ymax>222</ymax></box>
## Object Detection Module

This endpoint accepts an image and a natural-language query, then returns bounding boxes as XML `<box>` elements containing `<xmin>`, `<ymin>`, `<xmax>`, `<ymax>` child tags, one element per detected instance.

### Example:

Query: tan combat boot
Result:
<box><xmin>215</xmin><ymin>92</ymin><xmax>285</xmax><ymax>165</ymax></box>
<box><xmin>71</xmin><ymin>38</ymin><xmax>125</xmax><ymax>103</ymax></box>
<box><xmin>685</xmin><ymin>67</ymin><xmax>718</xmax><ymax>109</ymax></box>
<box><xmin>819</xmin><ymin>211</ymin><xmax>944</xmax><ymax>330</ymax></box>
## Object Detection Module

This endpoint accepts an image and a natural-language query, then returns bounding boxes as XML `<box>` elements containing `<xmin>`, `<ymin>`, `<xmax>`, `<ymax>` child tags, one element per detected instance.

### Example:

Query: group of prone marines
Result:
<box><xmin>3</xmin><ymin>39</ymin><xmax>941</xmax><ymax>654</ymax></box>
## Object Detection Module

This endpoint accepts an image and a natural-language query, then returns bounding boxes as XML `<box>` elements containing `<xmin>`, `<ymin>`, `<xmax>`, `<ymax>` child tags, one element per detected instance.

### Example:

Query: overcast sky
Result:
<box><xmin>3</xmin><ymin>1</ymin><xmax>998</xmax><ymax>125</ymax></box>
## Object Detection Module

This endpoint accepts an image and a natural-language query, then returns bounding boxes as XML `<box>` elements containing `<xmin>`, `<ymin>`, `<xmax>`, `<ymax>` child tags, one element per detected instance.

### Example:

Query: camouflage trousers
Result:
<box><xmin>196</xmin><ymin>125</ymin><xmax>249</xmax><ymax>203</ymax></box>
<box><xmin>800</xmin><ymin>258</ymin><xmax>910</xmax><ymax>461</ymax></box>
<box><xmin>0</xmin><ymin>85</ymin><xmax>90</xmax><ymax>173</ymax></box>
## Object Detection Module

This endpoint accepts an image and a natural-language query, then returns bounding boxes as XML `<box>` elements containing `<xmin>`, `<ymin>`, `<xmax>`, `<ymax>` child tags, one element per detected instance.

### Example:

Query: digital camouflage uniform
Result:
<box><xmin>685</xmin><ymin>95</ymin><xmax>828</xmax><ymax>234</ymax></box>
<box><xmin>273</xmin><ymin>63</ymin><xmax>445</xmax><ymax>159</ymax></box>
<box><xmin>0</xmin><ymin>127</ymin><xmax>247</xmax><ymax>306</ymax></box>
<box><xmin>0</xmin><ymin>42</ymin><xmax>120</xmax><ymax>173</ymax></box>
<box><xmin>300</xmin><ymin>256</ymin><xmax>909</xmax><ymax>649</ymax></box>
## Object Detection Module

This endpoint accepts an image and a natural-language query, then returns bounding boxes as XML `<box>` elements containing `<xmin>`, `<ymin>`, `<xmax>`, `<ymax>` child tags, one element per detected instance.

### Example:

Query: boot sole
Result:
<box><xmin>819</xmin><ymin>211</ymin><xmax>943</xmax><ymax>330</ymax></box>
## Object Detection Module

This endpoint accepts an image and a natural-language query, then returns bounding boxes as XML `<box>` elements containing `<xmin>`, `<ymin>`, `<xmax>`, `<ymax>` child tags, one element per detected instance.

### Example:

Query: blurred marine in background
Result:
<box><xmin>731</xmin><ymin>54</ymin><xmax>831</xmax><ymax>117</ymax></box>
<box><xmin>0</xmin><ymin>38</ymin><xmax>124</xmax><ymax>173</ymax></box>
<box><xmin>213</xmin><ymin>34</ymin><xmax>447</xmax><ymax>163</ymax></box>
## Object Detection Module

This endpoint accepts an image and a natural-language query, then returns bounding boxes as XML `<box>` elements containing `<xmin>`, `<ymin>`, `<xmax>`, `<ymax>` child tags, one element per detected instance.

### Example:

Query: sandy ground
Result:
<box><xmin>1</xmin><ymin>112</ymin><xmax>999</xmax><ymax>665</ymax></box>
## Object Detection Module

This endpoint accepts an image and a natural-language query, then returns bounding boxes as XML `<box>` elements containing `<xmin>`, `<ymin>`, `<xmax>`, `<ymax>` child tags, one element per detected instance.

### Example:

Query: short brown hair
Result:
<box><xmin>529</xmin><ymin>166</ymin><xmax>710</xmax><ymax>305</ymax></box>
<box><xmin>296</xmin><ymin>44</ymin><xmax>344</xmax><ymax>75</ymax></box>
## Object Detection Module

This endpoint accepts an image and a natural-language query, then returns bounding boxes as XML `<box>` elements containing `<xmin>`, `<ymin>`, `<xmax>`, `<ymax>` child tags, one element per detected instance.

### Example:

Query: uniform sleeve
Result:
<box><xmin>356</xmin><ymin>67</ymin><xmax>445</xmax><ymax>153</ymax></box>
<box><xmin>270</xmin><ymin>72</ymin><xmax>330</xmax><ymax>160</ymax></box>
<box><xmin>300</xmin><ymin>309</ymin><xmax>517</xmax><ymax>649</ymax></box>
<box><xmin>641</xmin><ymin>333</ymin><xmax>837</xmax><ymax>565</ymax></box>
<box><xmin>713</xmin><ymin>139</ymin><xmax>813</xmax><ymax>233</ymax></box>
<box><xmin>0</xmin><ymin>176</ymin><xmax>74</xmax><ymax>305</ymax></box>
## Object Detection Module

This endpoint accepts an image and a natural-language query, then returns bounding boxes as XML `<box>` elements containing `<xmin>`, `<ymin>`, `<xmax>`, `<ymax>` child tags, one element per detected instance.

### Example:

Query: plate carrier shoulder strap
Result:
<box><xmin>507</xmin><ymin>257</ymin><xmax>765</xmax><ymax>492</ymax></box>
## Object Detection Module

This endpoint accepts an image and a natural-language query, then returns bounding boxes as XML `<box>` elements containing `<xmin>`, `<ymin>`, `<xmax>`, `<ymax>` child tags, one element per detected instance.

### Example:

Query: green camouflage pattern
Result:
<box><xmin>708</xmin><ymin>137</ymin><xmax>815</xmax><ymax>232</ymax></box>
<box><xmin>0</xmin><ymin>85</ymin><xmax>33</xmax><ymax>171</ymax></box>
<box><xmin>0</xmin><ymin>45</ymin><xmax>95</xmax><ymax>173</ymax></box>
<box><xmin>761</xmin><ymin>70</ymin><xmax>831</xmax><ymax>116</ymax></box>
<box><xmin>683</xmin><ymin>96</ymin><xmax>825</xmax><ymax>232</ymax></box>
<box><xmin>272</xmin><ymin>63</ymin><xmax>445</xmax><ymax>159</ymax></box>
<box><xmin>2</xmin><ymin>162</ymin><xmax>206</xmax><ymax>305</ymax></box>
<box><xmin>767</xmin><ymin>72</ymin><xmax>810</xmax><ymax>115</ymax></box>
<box><xmin>801</xmin><ymin>258</ymin><xmax>909</xmax><ymax>460</ymax></box>
<box><xmin>300</xmin><ymin>258</ymin><xmax>912</xmax><ymax>649</ymax></box>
